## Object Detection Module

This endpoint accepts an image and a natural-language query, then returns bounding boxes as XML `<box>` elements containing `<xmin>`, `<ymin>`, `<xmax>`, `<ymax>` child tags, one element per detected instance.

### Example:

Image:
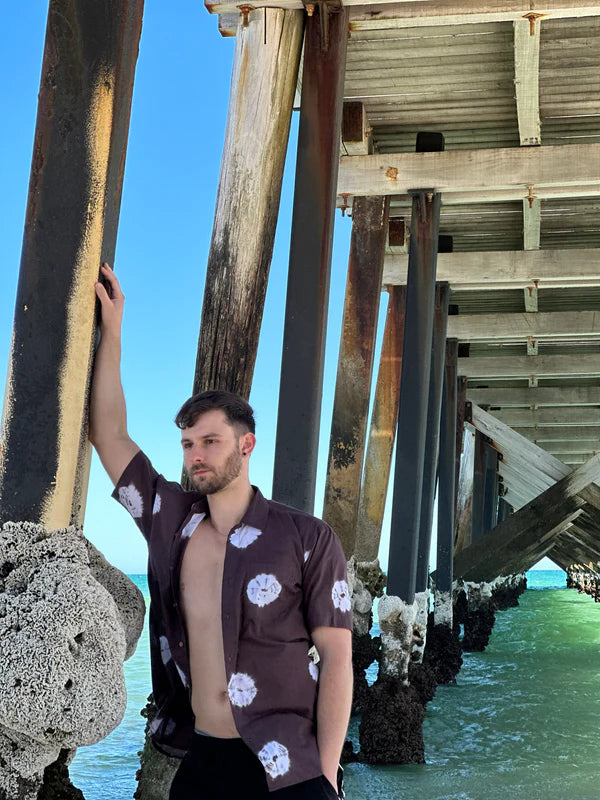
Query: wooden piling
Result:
<box><xmin>191</xmin><ymin>8</ymin><xmax>304</xmax><ymax>399</ymax></box>
<box><xmin>0</xmin><ymin>0</ymin><xmax>143</xmax><ymax>529</ymax></box>
<box><xmin>355</xmin><ymin>285</ymin><xmax>406</xmax><ymax>562</ymax></box>
<box><xmin>323</xmin><ymin>196</ymin><xmax>389</xmax><ymax>557</ymax></box>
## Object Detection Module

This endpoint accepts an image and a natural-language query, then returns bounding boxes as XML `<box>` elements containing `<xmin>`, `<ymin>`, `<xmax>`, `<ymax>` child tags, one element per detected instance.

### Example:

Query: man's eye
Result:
<box><xmin>182</xmin><ymin>442</ymin><xmax>192</xmax><ymax>449</ymax></box>
<box><xmin>206</xmin><ymin>439</ymin><xmax>215</xmax><ymax>445</ymax></box>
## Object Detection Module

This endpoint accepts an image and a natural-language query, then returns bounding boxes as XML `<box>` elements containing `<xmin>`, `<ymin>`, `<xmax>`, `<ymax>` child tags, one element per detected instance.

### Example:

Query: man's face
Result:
<box><xmin>181</xmin><ymin>409</ymin><xmax>245</xmax><ymax>495</ymax></box>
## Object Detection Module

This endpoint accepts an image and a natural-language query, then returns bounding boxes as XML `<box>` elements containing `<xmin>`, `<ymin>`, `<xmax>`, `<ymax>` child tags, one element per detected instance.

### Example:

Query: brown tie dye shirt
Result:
<box><xmin>113</xmin><ymin>450</ymin><xmax>352</xmax><ymax>791</ymax></box>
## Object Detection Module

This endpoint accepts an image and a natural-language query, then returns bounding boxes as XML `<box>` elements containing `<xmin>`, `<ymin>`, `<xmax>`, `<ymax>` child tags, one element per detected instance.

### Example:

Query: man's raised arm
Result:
<box><xmin>89</xmin><ymin>263</ymin><xmax>140</xmax><ymax>485</ymax></box>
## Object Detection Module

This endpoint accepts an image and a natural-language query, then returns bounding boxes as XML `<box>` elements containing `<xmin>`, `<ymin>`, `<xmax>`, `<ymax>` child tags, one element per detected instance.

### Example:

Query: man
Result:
<box><xmin>89</xmin><ymin>264</ymin><xmax>353</xmax><ymax>800</ymax></box>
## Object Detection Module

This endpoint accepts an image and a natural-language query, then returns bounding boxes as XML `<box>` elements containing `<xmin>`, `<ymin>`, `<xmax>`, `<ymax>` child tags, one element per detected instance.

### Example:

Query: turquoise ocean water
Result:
<box><xmin>70</xmin><ymin>571</ymin><xmax>600</xmax><ymax>799</ymax></box>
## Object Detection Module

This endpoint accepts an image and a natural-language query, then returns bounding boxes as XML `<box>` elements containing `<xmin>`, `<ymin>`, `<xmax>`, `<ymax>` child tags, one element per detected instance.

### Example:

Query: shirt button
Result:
<box><xmin>179</xmin><ymin>641</ymin><xmax>184</xmax><ymax>647</ymax></box>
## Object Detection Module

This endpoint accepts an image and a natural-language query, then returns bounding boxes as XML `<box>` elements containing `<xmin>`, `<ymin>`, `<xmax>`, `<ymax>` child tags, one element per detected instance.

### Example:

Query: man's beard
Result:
<box><xmin>188</xmin><ymin>446</ymin><xmax>243</xmax><ymax>495</ymax></box>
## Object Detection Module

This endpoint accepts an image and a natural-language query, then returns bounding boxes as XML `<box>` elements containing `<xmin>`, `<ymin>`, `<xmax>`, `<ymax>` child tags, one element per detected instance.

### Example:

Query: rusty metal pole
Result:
<box><xmin>415</xmin><ymin>282</ymin><xmax>450</xmax><ymax>593</ymax></box>
<box><xmin>323</xmin><ymin>196</ymin><xmax>390</xmax><ymax>557</ymax></box>
<box><xmin>355</xmin><ymin>286</ymin><xmax>407</xmax><ymax>562</ymax></box>
<box><xmin>0</xmin><ymin>0</ymin><xmax>144</xmax><ymax>529</ymax></box>
<box><xmin>387</xmin><ymin>189</ymin><xmax>442</xmax><ymax>601</ymax></box>
<box><xmin>190</xmin><ymin>8</ymin><xmax>304</xmax><ymax>401</ymax></box>
<box><xmin>471</xmin><ymin>430</ymin><xmax>488</xmax><ymax>544</ymax></box>
<box><xmin>435</xmin><ymin>338</ymin><xmax>458</xmax><ymax>625</ymax></box>
<box><xmin>272</xmin><ymin>5</ymin><xmax>348</xmax><ymax>512</ymax></box>
<box><xmin>497</xmin><ymin>496</ymin><xmax>511</xmax><ymax>525</ymax></box>
<box><xmin>455</xmin><ymin>375</ymin><xmax>468</xmax><ymax>513</ymax></box>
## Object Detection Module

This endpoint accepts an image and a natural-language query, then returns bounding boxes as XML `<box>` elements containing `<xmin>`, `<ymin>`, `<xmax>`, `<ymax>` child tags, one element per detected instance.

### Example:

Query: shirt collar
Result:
<box><xmin>190</xmin><ymin>485</ymin><xmax>269</xmax><ymax>533</ymax></box>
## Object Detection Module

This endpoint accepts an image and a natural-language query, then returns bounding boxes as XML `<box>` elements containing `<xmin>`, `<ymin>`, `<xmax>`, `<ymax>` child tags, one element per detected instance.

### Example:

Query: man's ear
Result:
<box><xmin>240</xmin><ymin>431</ymin><xmax>256</xmax><ymax>457</ymax></box>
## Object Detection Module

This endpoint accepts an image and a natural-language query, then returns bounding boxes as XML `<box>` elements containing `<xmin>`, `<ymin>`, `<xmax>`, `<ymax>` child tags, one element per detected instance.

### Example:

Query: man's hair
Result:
<box><xmin>174</xmin><ymin>390</ymin><xmax>255</xmax><ymax>435</ymax></box>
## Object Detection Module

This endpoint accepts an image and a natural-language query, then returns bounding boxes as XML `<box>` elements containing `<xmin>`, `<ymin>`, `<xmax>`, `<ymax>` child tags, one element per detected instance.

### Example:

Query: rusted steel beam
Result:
<box><xmin>191</xmin><ymin>8</ymin><xmax>304</xmax><ymax>400</ymax></box>
<box><xmin>435</xmin><ymin>338</ymin><xmax>458</xmax><ymax>625</ymax></box>
<box><xmin>0</xmin><ymin>0</ymin><xmax>143</xmax><ymax>529</ymax></box>
<box><xmin>273</xmin><ymin>5</ymin><xmax>348</xmax><ymax>512</ymax></box>
<box><xmin>323</xmin><ymin>196</ymin><xmax>390</xmax><ymax>557</ymax></box>
<box><xmin>355</xmin><ymin>286</ymin><xmax>406</xmax><ymax>562</ymax></box>
<box><xmin>415</xmin><ymin>282</ymin><xmax>450</xmax><ymax>592</ymax></box>
<box><xmin>387</xmin><ymin>189</ymin><xmax>442</xmax><ymax>602</ymax></box>
<box><xmin>455</xmin><ymin>375</ymin><xmax>468</xmax><ymax>512</ymax></box>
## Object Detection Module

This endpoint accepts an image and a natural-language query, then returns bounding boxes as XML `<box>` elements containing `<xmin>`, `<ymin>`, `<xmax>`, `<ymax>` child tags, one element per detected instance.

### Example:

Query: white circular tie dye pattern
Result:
<box><xmin>152</xmin><ymin>493</ymin><xmax>162</xmax><ymax>515</ymax></box>
<box><xmin>303</xmin><ymin>550</ymin><xmax>310</xmax><ymax>563</ymax></box>
<box><xmin>118</xmin><ymin>484</ymin><xmax>143</xmax><ymax>519</ymax></box>
<box><xmin>230</xmin><ymin>525</ymin><xmax>261</xmax><ymax>549</ymax></box>
<box><xmin>308</xmin><ymin>660</ymin><xmax>319</xmax><ymax>682</ymax></box>
<box><xmin>247</xmin><ymin>574</ymin><xmax>282</xmax><ymax>607</ymax></box>
<box><xmin>227</xmin><ymin>673</ymin><xmax>257</xmax><ymax>707</ymax></box>
<box><xmin>258</xmin><ymin>741</ymin><xmax>290</xmax><ymax>779</ymax></box>
<box><xmin>332</xmin><ymin>580</ymin><xmax>351</xmax><ymax>612</ymax></box>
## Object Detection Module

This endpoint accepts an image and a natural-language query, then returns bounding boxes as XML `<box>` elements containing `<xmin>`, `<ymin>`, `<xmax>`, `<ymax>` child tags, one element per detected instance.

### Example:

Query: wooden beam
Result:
<box><xmin>348</xmin><ymin>1</ymin><xmax>600</xmax><ymax>30</ymax></box>
<box><xmin>490</xmin><ymin>407</ymin><xmax>600</xmax><ymax>427</ymax></box>
<box><xmin>459</xmin><ymin>354</ymin><xmax>600</xmax><ymax>379</ymax></box>
<box><xmin>514</xmin><ymin>18</ymin><xmax>541</xmax><ymax>147</ymax></box>
<box><xmin>452</xmin><ymin>454</ymin><xmax>600</xmax><ymax>582</ymax></box>
<box><xmin>337</xmin><ymin>144</ymin><xmax>600</xmax><ymax>200</ymax></box>
<box><xmin>467</xmin><ymin>386</ymin><xmax>600</xmax><ymax>408</ymax></box>
<box><xmin>543</xmin><ymin>443</ymin><xmax>600</xmax><ymax>455</ymax></box>
<box><xmin>523</xmin><ymin>198</ymin><xmax>541</xmax><ymax>252</ymax></box>
<box><xmin>383</xmin><ymin>249</ymin><xmax>600</xmax><ymax>290</ymax></box>
<box><xmin>448</xmin><ymin>310</ymin><xmax>600</xmax><ymax>343</ymax></box>
<box><xmin>516</xmin><ymin>426</ymin><xmax>600</xmax><ymax>442</ymax></box>
<box><xmin>206</xmin><ymin>1</ymin><xmax>600</xmax><ymax>25</ymax></box>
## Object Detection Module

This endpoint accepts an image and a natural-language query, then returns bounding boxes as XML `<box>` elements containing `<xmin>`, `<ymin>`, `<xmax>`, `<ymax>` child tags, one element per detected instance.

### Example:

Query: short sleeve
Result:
<box><xmin>302</xmin><ymin>524</ymin><xmax>353</xmax><ymax>633</ymax></box>
<box><xmin>111</xmin><ymin>450</ymin><xmax>160</xmax><ymax>541</ymax></box>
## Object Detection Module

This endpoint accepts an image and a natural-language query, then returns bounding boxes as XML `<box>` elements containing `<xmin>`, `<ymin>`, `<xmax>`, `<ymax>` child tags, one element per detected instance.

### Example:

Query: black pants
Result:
<box><xmin>168</xmin><ymin>733</ymin><xmax>339</xmax><ymax>800</ymax></box>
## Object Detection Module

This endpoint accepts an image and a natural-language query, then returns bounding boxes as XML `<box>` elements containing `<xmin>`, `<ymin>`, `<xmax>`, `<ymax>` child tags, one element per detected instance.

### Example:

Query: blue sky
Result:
<box><xmin>1</xmin><ymin>1</ymin><xmax>553</xmax><ymax>574</ymax></box>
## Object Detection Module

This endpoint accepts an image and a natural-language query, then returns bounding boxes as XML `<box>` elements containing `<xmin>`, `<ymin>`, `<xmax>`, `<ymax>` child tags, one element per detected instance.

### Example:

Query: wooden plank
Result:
<box><xmin>337</xmin><ymin>144</ymin><xmax>600</xmax><ymax>200</ymax></box>
<box><xmin>383</xmin><ymin>249</ymin><xmax>600</xmax><ymax>291</ymax></box>
<box><xmin>206</xmin><ymin>0</ymin><xmax>600</xmax><ymax>19</ymax></box>
<box><xmin>523</xmin><ymin>198</ymin><xmax>541</xmax><ymax>252</ymax></box>
<box><xmin>467</xmin><ymin>386</ymin><xmax>600</xmax><ymax>407</ymax></box>
<box><xmin>452</xmin><ymin>454</ymin><xmax>600</xmax><ymax>581</ymax></box>
<box><xmin>514</xmin><ymin>18</ymin><xmax>541</xmax><ymax>147</ymax></box>
<box><xmin>490</xmin><ymin>407</ymin><xmax>600</xmax><ymax>427</ymax></box>
<box><xmin>348</xmin><ymin>2</ymin><xmax>600</xmax><ymax>29</ymax></box>
<box><xmin>543</xmin><ymin>444</ymin><xmax>600</xmax><ymax>455</ymax></box>
<box><xmin>448</xmin><ymin>310</ymin><xmax>600</xmax><ymax>343</ymax></box>
<box><xmin>192</xmin><ymin>8</ymin><xmax>303</xmax><ymax>400</ymax></box>
<box><xmin>458</xmin><ymin>354</ymin><xmax>600</xmax><ymax>379</ymax></box>
<box><xmin>516</xmin><ymin>426</ymin><xmax>600</xmax><ymax>442</ymax></box>
<box><xmin>342</xmin><ymin>101</ymin><xmax>372</xmax><ymax>157</ymax></box>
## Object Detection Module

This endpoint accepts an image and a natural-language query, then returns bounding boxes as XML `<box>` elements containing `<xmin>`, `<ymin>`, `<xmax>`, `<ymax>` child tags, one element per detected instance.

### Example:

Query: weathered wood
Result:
<box><xmin>517</xmin><ymin>426</ymin><xmax>600</xmax><ymax>442</ymax></box>
<box><xmin>207</xmin><ymin>0</ymin><xmax>600</xmax><ymax>25</ymax></box>
<box><xmin>468</xmin><ymin>386</ymin><xmax>600</xmax><ymax>408</ymax></box>
<box><xmin>453</xmin><ymin>454</ymin><xmax>600</xmax><ymax>581</ymax></box>
<box><xmin>454</xmin><ymin>425</ymin><xmax>475</xmax><ymax>554</ymax></box>
<box><xmin>458</xmin><ymin>354</ymin><xmax>600</xmax><ymax>379</ymax></box>
<box><xmin>323</xmin><ymin>196</ymin><xmax>389</xmax><ymax>557</ymax></box>
<box><xmin>514</xmin><ymin>18</ymin><xmax>541</xmax><ymax>147</ymax></box>
<box><xmin>490</xmin><ymin>407</ymin><xmax>600</xmax><ymax>427</ymax></box>
<box><xmin>192</xmin><ymin>8</ymin><xmax>303</xmax><ymax>399</ymax></box>
<box><xmin>449</xmin><ymin>310</ymin><xmax>600</xmax><ymax>343</ymax></box>
<box><xmin>355</xmin><ymin>286</ymin><xmax>406</xmax><ymax>562</ymax></box>
<box><xmin>0</xmin><ymin>0</ymin><xmax>143</xmax><ymax>529</ymax></box>
<box><xmin>543</xmin><ymin>443</ymin><xmax>600</xmax><ymax>455</ymax></box>
<box><xmin>337</xmin><ymin>144</ymin><xmax>600</xmax><ymax>200</ymax></box>
<box><xmin>523</xmin><ymin>198</ymin><xmax>541</xmax><ymax>253</ymax></box>
<box><xmin>273</xmin><ymin>5</ymin><xmax>348</xmax><ymax>512</ymax></box>
<box><xmin>383</xmin><ymin>249</ymin><xmax>600</xmax><ymax>290</ymax></box>
<box><xmin>455</xmin><ymin>376</ymin><xmax>468</xmax><ymax>511</ymax></box>
<box><xmin>471</xmin><ymin>430</ymin><xmax>488</xmax><ymax>545</ymax></box>
<box><xmin>348</xmin><ymin>1</ymin><xmax>600</xmax><ymax>29</ymax></box>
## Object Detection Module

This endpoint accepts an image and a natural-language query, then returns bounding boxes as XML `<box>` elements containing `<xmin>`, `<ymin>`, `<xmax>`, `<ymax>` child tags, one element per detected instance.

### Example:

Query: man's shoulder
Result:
<box><xmin>263</xmin><ymin>497</ymin><xmax>331</xmax><ymax>535</ymax></box>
